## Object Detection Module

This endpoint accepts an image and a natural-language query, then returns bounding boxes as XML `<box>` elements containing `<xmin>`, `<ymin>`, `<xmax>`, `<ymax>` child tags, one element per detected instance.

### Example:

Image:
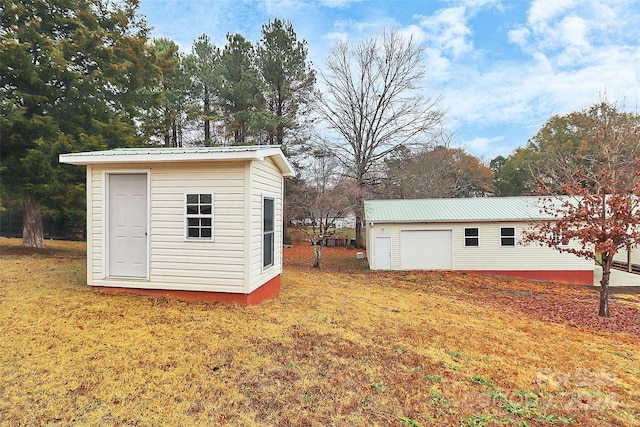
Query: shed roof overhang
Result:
<box><xmin>59</xmin><ymin>146</ymin><xmax>295</xmax><ymax>177</ymax></box>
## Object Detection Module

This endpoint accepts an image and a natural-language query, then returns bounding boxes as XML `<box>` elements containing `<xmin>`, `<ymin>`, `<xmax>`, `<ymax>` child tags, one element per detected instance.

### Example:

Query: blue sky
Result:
<box><xmin>139</xmin><ymin>0</ymin><xmax>640</xmax><ymax>160</ymax></box>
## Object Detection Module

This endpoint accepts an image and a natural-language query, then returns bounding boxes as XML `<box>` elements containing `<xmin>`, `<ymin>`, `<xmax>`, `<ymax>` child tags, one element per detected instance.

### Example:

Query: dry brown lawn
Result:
<box><xmin>1</xmin><ymin>237</ymin><xmax>639</xmax><ymax>426</ymax></box>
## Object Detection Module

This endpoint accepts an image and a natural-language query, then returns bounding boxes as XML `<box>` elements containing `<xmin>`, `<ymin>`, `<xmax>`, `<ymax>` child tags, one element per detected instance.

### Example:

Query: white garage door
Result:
<box><xmin>400</xmin><ymin>230</ymin><xmax>452</xmax><ymax>270</ymax></box>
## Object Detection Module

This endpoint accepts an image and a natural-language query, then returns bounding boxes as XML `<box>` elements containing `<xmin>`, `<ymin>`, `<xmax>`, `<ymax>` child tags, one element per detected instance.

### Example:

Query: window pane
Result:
<box><xmin>187</xmin><ymin>194</ymin><xmax>198</xmax><ymax>204</ymax></box>
<box><xmin>201</xmin><ymin>218</ymin><xmax>211</xmax><ymax>227</ymax></box>
<box><xmin>465</xmin><ymin>237</ymin><xmax>479</xmax><ymax>247</ymax></box>
<box><xmin>263</xmin><ymin>233</ymin><xmax>274</xmax><ymax>267</ymax></box>
<box><xmin>501</xmin><ymin>227</ymin><xmax>515</xmax><ymax>237</ymax></box>
<box><xmin>187</xmin><ymin>205</ymin><xmax>198</xmax><ymax>215</ymax></box>
<box><xmin>501</xmin><ymin>237</ymin><xmax>515</xmax><ymax>246</ymax></box>
<box><xmin>200</xmin><ymin>194</ymin><xmax>212</xmax><ymax>204</ymax></box>
<box><xmin>188</xmin><ymin>228</ymin><xmax>199</xmax><ymax>238</ymax></box>
<box><xmin>200</xmin><ymin>204</ymin><xmax>212</xmax><ymax>214</ymax></box>
<box><xmin>201</xmin><ymin>228</ymin><xmax>212</xmax><ymax>238</ymax></box>
<box><xmin>188</xmin><ymin>218</ymin><xmax>200</xmax><ymax>227</ymax></box>
<box><xmin>465</xmin><ymin>228</ymin><xmax>478</xmax><ymax>237</ymax></box>
<box><xmin>264</xmin><ymin>198</ymin><xmax>274</xmax><ymax>232</ymax></box>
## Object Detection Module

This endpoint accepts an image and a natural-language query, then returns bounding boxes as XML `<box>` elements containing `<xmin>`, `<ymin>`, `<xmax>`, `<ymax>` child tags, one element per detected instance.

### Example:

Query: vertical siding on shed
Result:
<box><xmin>248</xmin><ymin>158</ymin><xmax>283</xmax><ymax>292</ymax></box>
<box><xmin>367</xmin><ymin>221</ymin><xmax>592</xmax><ymax>271</ymax></box>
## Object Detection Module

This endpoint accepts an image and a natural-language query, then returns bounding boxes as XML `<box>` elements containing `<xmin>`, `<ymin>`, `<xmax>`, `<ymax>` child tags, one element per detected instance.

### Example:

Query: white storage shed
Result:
<box><xmin>59</xmin><ymin>146</ymin><xmax>294</xmax><ymax>305</ymax></box>
<box><xmin>364</xmin><ymin>197</ymin><xmax>594</xmax><ymax>285</ymax></box>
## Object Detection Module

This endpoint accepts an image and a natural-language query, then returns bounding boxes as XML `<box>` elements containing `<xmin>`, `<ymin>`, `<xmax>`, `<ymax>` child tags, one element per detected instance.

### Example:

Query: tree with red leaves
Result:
<box><xmin>523</xmin><ymin>99</ymin><xmax>640</xmax><ymax>317</ymax></box>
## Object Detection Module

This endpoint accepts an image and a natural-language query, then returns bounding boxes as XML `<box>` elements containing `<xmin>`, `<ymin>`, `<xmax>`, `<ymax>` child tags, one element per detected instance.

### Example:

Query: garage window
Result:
<box><xmin>500</xmin><ymin>227</ymin><xmax>515</xmax><ymax>246</ymax></box>
<box><xmin>553</xmin><ymin>232</ymin><xmax>567</xmax><ymax>246</ymax></box>
<box><xmin>464</xmin><ymin>228</ymin><xmax>479</xmax><ymax>247</ymax></box>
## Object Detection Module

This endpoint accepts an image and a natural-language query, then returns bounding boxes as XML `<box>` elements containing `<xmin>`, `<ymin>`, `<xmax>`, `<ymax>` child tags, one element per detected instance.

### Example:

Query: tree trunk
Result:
<box><xmin>204</xmin><ymin>86</ymin><xmax>211</xmax><ymax>144</ymax></box>
<box><xmin>313</xmin><ymin>243</ymin><xmax>322</xmax><ymax>268</ymax></box>
<box><xmin>172</xmin><ymin>122</ymin><xmax>178</xmax><ymax>148</ymax></box>
<box><xmin>355</xmin><ymin>215</ymin><xmax>364</xmax><ymax>249</ymax></box>
<box><xmin>599</xmin><ymin>258</ymin><xmax>611</xmax><ymax>317</ymax></box>
<box><xmin>283</xmin><ymin>191</ymin><xmax>290</xmax><ymax>245</ymax></box>
<box><xmin>22</xmin><ymin>195</ymin><xmax>46</xmax><ymax>249</ymax></box>
<box><xmin>354</xmin><ymin>182</ymin><xmax>366</xmax><ymax>249</ymax></box>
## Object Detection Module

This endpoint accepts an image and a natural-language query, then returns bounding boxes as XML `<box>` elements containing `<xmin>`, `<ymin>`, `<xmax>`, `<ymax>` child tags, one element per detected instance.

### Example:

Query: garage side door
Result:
<box><xmin>400</xmin><ymin>230</ymin><xmax>452</xmax><ymax>270</ymax></box>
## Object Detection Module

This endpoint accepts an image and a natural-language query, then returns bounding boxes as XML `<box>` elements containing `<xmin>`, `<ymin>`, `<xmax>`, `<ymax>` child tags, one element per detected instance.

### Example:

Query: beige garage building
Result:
<box><xmin>364</xmin><ymin>197</ymin><xmax>594</xmax><ymax>285</ymax></box>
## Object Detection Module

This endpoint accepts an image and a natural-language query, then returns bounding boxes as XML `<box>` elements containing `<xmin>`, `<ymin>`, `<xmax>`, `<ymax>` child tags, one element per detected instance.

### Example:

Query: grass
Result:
<box><xmin>1</xmin><ymin>237</ymin><xmax>640</xmax><ymax>426</ymax></box>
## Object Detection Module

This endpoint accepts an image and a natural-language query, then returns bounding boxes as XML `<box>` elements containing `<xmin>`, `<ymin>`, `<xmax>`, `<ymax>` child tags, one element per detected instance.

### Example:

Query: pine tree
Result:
<box><xmin>0</xmin><ymin>0</ymin><xmax>160</xmax><ymax>247</ymax></box>
<box><xmin>256</xmin><ymin>18</ymin><xmax>316</xmax><ymax>150</ymax></box>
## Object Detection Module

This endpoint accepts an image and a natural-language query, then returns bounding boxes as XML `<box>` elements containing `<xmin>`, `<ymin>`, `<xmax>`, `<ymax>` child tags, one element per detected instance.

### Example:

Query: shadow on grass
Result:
<box><xmin>0</xmin><ymin>237</ymin><xmax>86</xmax><ymax>258</ymax></box>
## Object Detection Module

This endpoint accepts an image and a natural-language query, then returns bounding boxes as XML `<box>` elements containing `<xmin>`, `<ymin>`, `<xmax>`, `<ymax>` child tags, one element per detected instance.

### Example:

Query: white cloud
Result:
<box><xmin>416</xmin><ymin>6</ymin><xmax>473</xmax><ymax>59</ymax></box>
<box><xmin>321</xmin><ymin>30</ymin><xmax>350</xmax><ymax>44</ymax></box>
<box><xmin>462</xmin><ymin>0</ymin><xmax>502</xmax><ymax>8</ymax></box>
<box><xmin>527</xmin><ymin>0</ymin><xmax>576</xmax><ymax>28</ymax></box>
<box><xmin>508</xmin><ymin>26</ymin><xmax>530</xmax><ymax>46</ymax></box>
<box><xmin>423</xmin><ymin>47</ymin><xmax>452</xmax><ymax>80</ymax></box>
<box><xmin>332</xmin><ymin>17</ymin><xmax>393</xmax><ymax>35</ymax></box>
<box><xmin>318</xmin><ymin>0</ymin><xmax>363</xmax><ymax>7</ymax></box>
<box><xmin>262</xmin><ymin>0</ymin><xmax>310</xmax><ymax>14</ymax></box>
<box><xmin>397</xmin><ymin>24</ymin><xmax>427</xmax><ymax>45</ymax></box>
<box><xmin>559</xmin><ymin>16</ymin><xmax>589</xmax><ymax>48</ymax></box>
<box><xmin>458</xmin><ymin>135</ymin><xmax>501</xmax><ymax>152</ymax></box>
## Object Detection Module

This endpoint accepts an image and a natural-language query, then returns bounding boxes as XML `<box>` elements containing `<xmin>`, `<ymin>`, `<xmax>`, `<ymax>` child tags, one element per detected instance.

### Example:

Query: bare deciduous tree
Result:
<box><xmin>288</xmin><ymin>151</ymin><xmax>353</xmax><ymax>267</ymax></box>
<box><xmin>523</xmin><ymin>99</ymin><xmax>640</xmax><ymax>317</ymax></box>
<box><xmin>315</xmin><ymin>29</ymin><xmax>444</xmax><ymax>247</ymax></box>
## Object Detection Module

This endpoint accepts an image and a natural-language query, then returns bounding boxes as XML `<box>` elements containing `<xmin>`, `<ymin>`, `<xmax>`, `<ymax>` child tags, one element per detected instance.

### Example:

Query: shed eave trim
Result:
<box><xmin>59</xmin><ymin>147</ymin><xmax>295</xmax><ymax>177</ymax></box>
<box><xmin>60</xmin><ymin>151</ymin><xmax>264</xmax><ymax>164</ymax></box>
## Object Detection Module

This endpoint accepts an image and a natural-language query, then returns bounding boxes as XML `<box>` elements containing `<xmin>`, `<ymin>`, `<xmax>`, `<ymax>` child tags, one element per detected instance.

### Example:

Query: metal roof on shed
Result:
<box><xmin>364</xmin><ymin>197</ymin><xmax>559</xmax><ymax>223</ymax></box>
<box><xmin>59</xmin><ymin>145</ymin><xmax>294</xmax><ymax>177</ymax></box>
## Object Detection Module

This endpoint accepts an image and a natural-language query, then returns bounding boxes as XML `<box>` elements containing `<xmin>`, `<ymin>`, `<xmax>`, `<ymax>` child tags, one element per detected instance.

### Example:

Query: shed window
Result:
<box><xmin>185</xmin><ymin>193</ymin><xmax>213</xmax><ymax>240</ymax></box>
<box><xmin>500</xmin><ymin>227</ymin><xmax>515</xmax><ymax>246</ymax></box>
<box><xmin>464</xmin><ymin>228</ymin><xmax>479</xmax><ymax>247</ymax></box>
<box><xmin>263</xmin><ymin>196</ymin><xmax>275</xmax><ymax>268</ymax></box>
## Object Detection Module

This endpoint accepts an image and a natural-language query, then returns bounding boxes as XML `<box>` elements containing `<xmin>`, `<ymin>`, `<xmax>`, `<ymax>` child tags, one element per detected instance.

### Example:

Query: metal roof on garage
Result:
<box><xmin>364</xmin><ymin>197</ymin><xmax>562</xmax><ymax>223</ymax></box>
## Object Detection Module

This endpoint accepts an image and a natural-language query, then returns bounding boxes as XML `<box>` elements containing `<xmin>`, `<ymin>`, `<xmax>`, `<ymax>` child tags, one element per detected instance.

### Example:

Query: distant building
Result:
<box><xmin>365</xmin><ymin>197</ymin><xmax>594</xmax><ymax>285</ymax></box>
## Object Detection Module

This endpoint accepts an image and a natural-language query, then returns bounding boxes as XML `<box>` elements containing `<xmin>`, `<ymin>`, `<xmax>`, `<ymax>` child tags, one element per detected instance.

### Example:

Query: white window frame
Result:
<box><xmin>464</xmin><ymin>227</ymin><xmax>479</xmax><ymax>247</ymax></box>
<box><xmin>184</xmin><ymin>192</ymin><xmax>214</xmax><ymax>241</ymax></box>
<box><xmin>500</xmin><ymin>227</ymin><xmax>516</xmax><ymax>247</ymax></box>
<box><xmin>262</xmin><ymin>195</ymin><xmax>275</xmax><ymax>269</ymax></box>
<box><xmin>552</xmin><ymin>232</ymin><xmax>568</xmax><ymax>246</ymax></box>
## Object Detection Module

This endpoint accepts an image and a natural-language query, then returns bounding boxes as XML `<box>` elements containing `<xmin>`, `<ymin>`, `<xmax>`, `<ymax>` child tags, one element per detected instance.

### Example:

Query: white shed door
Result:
<box><xmin>374</xmin><ymin>237</ymin><xmax>391</xmax><ymax>270</ymax></box>
<box><xmin>108</xmin><ymin>174</ymin><xmax>148</xmax><ymax>278</ymax></box>
<box><xmin>400</xmin><ymin>230</ymin><xmax>452</xmax><ymax>270</ymax></box>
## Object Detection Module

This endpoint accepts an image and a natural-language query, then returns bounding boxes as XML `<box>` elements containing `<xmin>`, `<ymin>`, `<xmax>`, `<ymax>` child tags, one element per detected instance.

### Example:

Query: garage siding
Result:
<box><xmin>367</xmin><ymin>221</ymin><xmax>592</xmax><ymax>272</ymax></box>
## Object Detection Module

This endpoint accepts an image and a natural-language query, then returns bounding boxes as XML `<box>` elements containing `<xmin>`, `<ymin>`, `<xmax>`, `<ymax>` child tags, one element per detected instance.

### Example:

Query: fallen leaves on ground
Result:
<box><xmin>1</xmin><ymin>237</ymin><xmax>639</xmax><ymax>426</ymax></box>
